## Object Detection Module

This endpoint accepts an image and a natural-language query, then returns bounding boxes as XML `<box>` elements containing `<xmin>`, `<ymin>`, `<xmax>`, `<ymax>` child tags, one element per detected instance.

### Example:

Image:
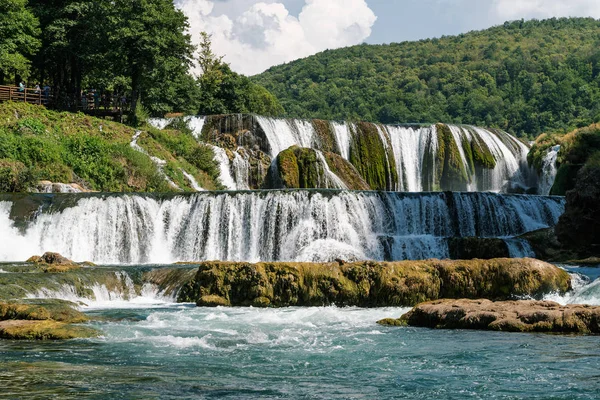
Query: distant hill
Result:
<box><xmin>253</xmin><ymin>18</ymin><xmax>600</xmax><ymax>138</ymax></box>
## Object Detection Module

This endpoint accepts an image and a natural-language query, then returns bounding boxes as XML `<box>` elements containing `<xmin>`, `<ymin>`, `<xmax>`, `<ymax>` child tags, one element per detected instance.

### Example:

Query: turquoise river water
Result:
<box><xmin>0</xmin><ymin>265</ymin><xmax>599</xmax><ymax>399</ymax></box>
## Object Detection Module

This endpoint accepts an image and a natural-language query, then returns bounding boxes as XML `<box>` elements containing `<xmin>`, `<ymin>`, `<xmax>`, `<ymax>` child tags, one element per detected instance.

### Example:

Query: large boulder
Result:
<box><xmin>178</xmin><ymin>258</ymin><xmax>571</xmax><ymax>308</ymax></box>
<box><xmin>380</xmin><ymin>299</ymin><xmax>600</xmax><ymax>335</ymax></box>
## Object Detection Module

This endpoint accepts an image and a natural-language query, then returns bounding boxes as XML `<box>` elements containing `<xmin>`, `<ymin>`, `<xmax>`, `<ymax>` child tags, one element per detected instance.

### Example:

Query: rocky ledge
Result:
<box><xmin>0</xmin><ymin>301</ymin><xmax>99</xmax><ymax>340</ymax></box>
<box><xmin>26</xmin><ymin>252</ymin><xmax>94</xmax><ymax>272</ymax></box>
<box><xmin>378</xmin><ymin>299</ymin><xmax>600</xmax><ymax>334</ymax></box>
<box><xmin>178</xmin><ymin>258</ymin><xmax>571</xmax><ymax>307</ymax></box>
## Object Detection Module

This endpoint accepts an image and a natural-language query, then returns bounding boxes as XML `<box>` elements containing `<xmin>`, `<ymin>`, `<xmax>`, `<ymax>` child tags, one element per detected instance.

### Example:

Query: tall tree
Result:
<box><xmin>0</xmin><ymin>0</ymin><xmax>40</xmax><ymax>84</ymax></box>
<box><xmin>106</xmin><ymin>0</ymin><xmax>194</xmax><ymax>118</ymax></box>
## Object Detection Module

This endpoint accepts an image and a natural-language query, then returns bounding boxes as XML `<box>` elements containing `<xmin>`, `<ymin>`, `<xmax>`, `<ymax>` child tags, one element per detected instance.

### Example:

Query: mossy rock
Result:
<box><xmin>196</xmin><ymin>295</ymin><xmax>230</xmax><ymax>307</ymax></box>
<box><xmin>349</xmin><ymin>122</ymin><xmax>397</xmax><ymax>190</ymax></box>
<box><xmin>180</xmin><ymin>259</ymin><xmax>570</xmax><ymax>308</ymax></box>
<box><xmin>0</xmin><ymin>320</ymin><xmax>99</xmax><ymax>340</ymax></box>
<box><xmin>436</xmin><ymin>124</ymin><xmax>470</xmax><ymax>191</ymax></box>
<box><xmin>0</xmin><ymin>301</ymin><xmax>88</xmax><ymax>323</ymax></box>
<box><xmin>376</xmin><ymin>318</ymin><xmax>407</xmax><ymax>327</ymax></box>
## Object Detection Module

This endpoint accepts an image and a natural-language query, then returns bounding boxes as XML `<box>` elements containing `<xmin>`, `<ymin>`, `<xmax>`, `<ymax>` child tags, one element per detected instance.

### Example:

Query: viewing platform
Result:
<box><xmin>0</xmin><ymin>85</ymin><xmax>129</xmax><ymax>122</ymax></box>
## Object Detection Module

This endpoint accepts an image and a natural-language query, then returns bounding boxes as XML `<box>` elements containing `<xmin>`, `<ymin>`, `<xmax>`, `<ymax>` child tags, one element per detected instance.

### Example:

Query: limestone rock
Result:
<box><xmin>380</xmin><ymin>299</ymin><xmax>600</xmax><ymax>334</ymax></box>
<box><xmin>178</xmin><ymin>258</ymin><xmax>571</xmax><ymax>308</ymax></box>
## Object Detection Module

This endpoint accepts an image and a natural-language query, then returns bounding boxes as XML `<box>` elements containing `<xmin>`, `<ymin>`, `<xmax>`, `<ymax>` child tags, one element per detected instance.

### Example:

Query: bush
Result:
<box><xmin>0</xmin><ymin>159</ymin><xmax>38</xmax><ymax>192</ymax></box>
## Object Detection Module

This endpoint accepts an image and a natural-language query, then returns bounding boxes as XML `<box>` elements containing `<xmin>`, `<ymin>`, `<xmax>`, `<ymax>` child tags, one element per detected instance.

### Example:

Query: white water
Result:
<box><xmin>181</xmin><ymin>169</ymin><xmax>204</xmax><ymax>191</ymax></box>
<box><xmin>256</xmin><ymin>116</ymin><xmax>316</xmax><ymax>157</ymax></box>
<box><xmin>25</xmin><ymin>271</ymin><xmax>176</xmax><ymax>309</ymax></box>
<box><xmin>386</xmin><ymin>125</ymin><xmax>437</xmax><ymax>192</ymax></box>
<box><xmin>147</xmin><ymin>118</ymin><xmax>171</xmax><ymax>130</ymax></box>
<box><xmin>545</xmin><ymin>273</ymin><xmax>600</xmax><ymax>306</ymax></box>
<box><xmin>211</xmin><ymin>146</ymin><xmax>237</xmax><ymax>190</ymax></box>
<box><xmin>504</xmin><ymin>238</ymin><xmax>536</xmax><ymax>258</ymax></box>
<box><xmin>0</xmin><ymin>192</ymin><xmax>565</xmax><ymax>264</ymax></box>
<box><xmin>539</xmin><ymin>145</ymin><xmax>561</xmax><ymax>195</ymax></box>
<box><xmin>331</xmin><ymin>122</ymin><xmax>353</xmax><ymax>160</ymax></box>
<box><xmin>314</xmin><ymin>150</ymin><xmax>348</xmax><ymax>189</ymax></box>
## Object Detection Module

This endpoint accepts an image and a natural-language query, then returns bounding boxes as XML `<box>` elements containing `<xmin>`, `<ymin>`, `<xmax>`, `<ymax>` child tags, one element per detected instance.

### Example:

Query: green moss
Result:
<box><xmin>436</xmin><ymin>124</ymin><xmax>470</xmax><ymax>191</ymax></box>
<box><xmin>179</xmin><ymin>259</ymin><xmax>570</xmax><ymax>308</ymax></box>
<box><xmin>312</xmin><ymin>119</ymin><xmax>336</xmax><ymax>153</ymax></box>
<box><xmin>349</xmin><ymin>122</ymin><xmax>397</xmax><ymax>190</ymax></box>
<box><xmin>324</xmin><ymin>152</ymin><xmax>371</xmax><ymax>190</ymax></box>
<box><xmin>0</xmin><ymin>320</ymin><xmax>99</xmax><ymax>340</ymax></box>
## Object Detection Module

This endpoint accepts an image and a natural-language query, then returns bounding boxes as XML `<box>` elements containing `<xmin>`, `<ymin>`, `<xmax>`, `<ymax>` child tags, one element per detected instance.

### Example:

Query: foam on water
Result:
<box><xmin>545</xmin><ymin>272</ymin><xmax>600</xmax><ymax>306</ymax></box>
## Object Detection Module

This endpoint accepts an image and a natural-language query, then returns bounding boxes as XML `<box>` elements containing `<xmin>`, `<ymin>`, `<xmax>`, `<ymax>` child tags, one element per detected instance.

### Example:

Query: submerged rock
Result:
<box><xmin>179</xmin><ymin>258</ymin><xmax>570</xmax><ymax>308</ymax></box>
<box><xmin>381</xmin><ymin>299</ymin><xmax>600</xmax><ymax>335</ymax></box>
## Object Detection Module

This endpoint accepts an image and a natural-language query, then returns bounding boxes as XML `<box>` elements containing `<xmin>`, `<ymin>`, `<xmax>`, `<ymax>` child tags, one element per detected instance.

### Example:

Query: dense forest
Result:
<box><xmin>253</xmin><ymin>18</ymin><xmax>600</xmax><ymax>138</ymax></box>
<box><xmin>0</xmin><ymin>0</ymin><xmax>282</xmax><ymax>119</ymax></box>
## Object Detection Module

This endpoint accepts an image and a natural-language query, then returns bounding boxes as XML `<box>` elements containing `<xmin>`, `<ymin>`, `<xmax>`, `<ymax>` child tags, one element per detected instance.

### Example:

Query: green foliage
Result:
<box><xmin>197</xmin><ymin>32</ymin><xmax>284</xmax><ymax>116</ymax></box>
<box><xmin>0</xmin><ymin>0</ymin><xmax>41</xmax><ymax>81</ymax></box>
<box><xmin>0</xmin><ymin>159</ymin><xmax>37</xmax><ymax>192</ymax></box>
<box><xmin>0</xmin><ymin>102</ymin><xmax>221</xmax><ymax>192</ymax></box>
<box><xmin>530</xmin><ymin>123</ymin><xmax>600</xmax><ymax>194</ymax></box>
<box><xmin>254</xmin><ymin>18</ymin><xmax>600</xmax><ymax>138</ymax></box>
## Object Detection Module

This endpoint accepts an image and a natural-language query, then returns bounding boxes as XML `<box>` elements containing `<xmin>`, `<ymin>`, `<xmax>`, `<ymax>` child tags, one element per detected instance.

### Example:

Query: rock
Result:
<box><xmin>380</xmin><ymin>299</ymin><xmax>600</xmax><ymax>335</ymax></box>
<box><xmin>0</xmin><ymin>320</ymin><xmax>98</xmax><ymax>340</ymax></box>
<box><xmin>26</xmin><ymin>252</ymin><xmax>82</xmax><ymax>272</ymax></box>
<box><xmin>178</xmin><ymin>258</ymin><xmax>571</xmax><ymax>308</ymax></box>
<box><xmin>196</xmin><ymin>295</ymin><xmax>230</xmax><ymax>307</ymax></box>
<box><xmin>447</xmin><ymin>237</ymin><xmax>510</xmax><ymax>259</ymax></box>
<box><xmin>0</xmin><ymin>301</ymin><xmax>99</xmax><ymax>340</ymax></box>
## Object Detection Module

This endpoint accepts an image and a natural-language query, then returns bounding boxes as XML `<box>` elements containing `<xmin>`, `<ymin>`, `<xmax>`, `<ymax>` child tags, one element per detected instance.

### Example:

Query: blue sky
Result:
<box><xmin>175</xmin><ymin>0</ymin><xmax>600</xmax><ymax>75</ymax></box>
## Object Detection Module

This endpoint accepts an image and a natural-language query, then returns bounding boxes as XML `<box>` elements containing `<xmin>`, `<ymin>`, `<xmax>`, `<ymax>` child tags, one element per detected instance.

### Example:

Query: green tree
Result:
<box><xmin>106</xmin><ymin>0</ymin><xmax>194</xmax><ymax>120</ymax></box>
<box><xmin>197</xmin><ymin>32</ymin><xmax>284</xmax><ymax>116</ymax></box>
<box><xmin>0</xmin><ymin>0</ymin><xmax>40</xmax><ymax>84</ymax></box>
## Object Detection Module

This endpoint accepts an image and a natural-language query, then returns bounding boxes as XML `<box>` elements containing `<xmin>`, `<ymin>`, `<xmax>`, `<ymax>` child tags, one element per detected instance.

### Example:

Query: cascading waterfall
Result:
<box><xmin>503</xmin><ymin>238</ymin><xmax>536</xmax><ymax>258</ymax></box>
<box><xmin>0</xmin><ymin>191</ymin><xmax>564</xmax><ymax>265</ymax></box>
<box><xmin>386</xmin><ymin>125</ymin><xmax>437</xmax><ymax>192</ymax></box>
<box><xmin>314</xmin><ymin>151</ymin><xmax>348</xmax><ymax>189</ymax></box>
<box><xmin>539</xmin><ymin>145</ymin><xmax>561</xmax><ymax>196</ymax></box>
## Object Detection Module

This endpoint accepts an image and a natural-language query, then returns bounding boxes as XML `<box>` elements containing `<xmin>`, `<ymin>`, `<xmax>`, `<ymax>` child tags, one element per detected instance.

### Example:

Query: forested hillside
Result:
<box><xmin>254</xmin><ymin>18</ymin><xmax>600</xmax><ymax>138</ymax></box>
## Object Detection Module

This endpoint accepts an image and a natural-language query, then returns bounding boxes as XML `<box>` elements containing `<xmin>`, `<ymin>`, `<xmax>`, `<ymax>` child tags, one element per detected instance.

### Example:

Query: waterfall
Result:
<box><xmin>386</xmin><ymin>125</ymin><xmax>437</xmax><ymax>192</ymax></box>
<box><xmin>0</xmin><ymin>191</ymin><xmax>565</xmax><ymax>265</ymax></box>
<box><xmin>181</xmin><ymin>169</ymin><xmax>204</xmax><ymax>191</ymax></box>
<box><xmin>539</xmin><ymin>145</ymin><xmax>560</xmax><ymax>195</ymax></box>
<box><xmin>211</xmin><ymin>146</ymin><xmax>237</xmax><ymax>190</ymax></box>
<box><xmin>503</xmin><ymin>238</ymin><xmax>536</xmax><ymax>258</ymax></box>
<box><xmin>315</xmin><ymin>150</ymin><xmax>348</xmax><ymax>189</ymax></box>
<box><xmin>256</xmin><ymin>116</ymin><xmax>316</xmax><ymax>157</ymax></box>
<box><xmin>331</xmin><ymin>122</ymin><xmax>353</xmax><ymax>160</ymax></box>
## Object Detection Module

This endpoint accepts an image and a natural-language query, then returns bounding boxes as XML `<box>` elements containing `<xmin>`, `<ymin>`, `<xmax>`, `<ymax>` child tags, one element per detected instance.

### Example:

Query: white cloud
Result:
<box><xmin>493</xmin><ymin>0</ymin><xmax>600</xmax><ymax>20</ymax></box>
<box><xmin>175</xmin><ymin>0</ymin><xmax>377</xmax><ymax>76</ymax></box>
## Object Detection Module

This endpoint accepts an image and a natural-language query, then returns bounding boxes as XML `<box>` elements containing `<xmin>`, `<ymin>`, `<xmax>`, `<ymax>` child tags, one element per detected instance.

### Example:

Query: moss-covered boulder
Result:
<box><xmin>349</xmin><ymin>122</ymin><xmax>397</xmax><ymax>190</ymax></box>
<box><xmin>26</xmin><ymin>252</ymin><xmax>86</xmax><ymax>273</ymax></box>
<box><xmin>381</xmin><ymin>299</ymin><xmax>600</xmax><ymax>335</ymax></box>
<box><xmin>179</xmin><ymin>259</ymin><xmax>570</xmax><ymax>308</ymax></box>
<box><xmin>0</xmin><ymin>300</ymin><xmax>99</xmax><ymax>340</ymax></box>
<box><xmin>267</xmin><ymin>146</ymin><xmax>367</xmax><ymax>189</ymax></box>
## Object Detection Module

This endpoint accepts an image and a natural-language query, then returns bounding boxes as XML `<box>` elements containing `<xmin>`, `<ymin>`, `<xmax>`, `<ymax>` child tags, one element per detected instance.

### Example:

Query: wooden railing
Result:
<box><xmin>0</xmin><ymin>85</ymin><xmax>50</xmax><ymax>105</ymax></box>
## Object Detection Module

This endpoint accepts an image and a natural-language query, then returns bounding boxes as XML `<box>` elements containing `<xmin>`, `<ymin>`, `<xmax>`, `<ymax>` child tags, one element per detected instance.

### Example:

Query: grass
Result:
<box><xmin>0</xmin><ymin>102</ymin><xmax>221</xmax><ymax>192</ymax></box>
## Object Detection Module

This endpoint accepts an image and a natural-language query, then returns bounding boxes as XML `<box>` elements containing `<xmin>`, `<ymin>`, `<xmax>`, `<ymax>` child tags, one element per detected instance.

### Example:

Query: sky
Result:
<box><xmin>174</xmin><ymin>0</ymin><xmax>600</xmax><ymax>76</ymax></box>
